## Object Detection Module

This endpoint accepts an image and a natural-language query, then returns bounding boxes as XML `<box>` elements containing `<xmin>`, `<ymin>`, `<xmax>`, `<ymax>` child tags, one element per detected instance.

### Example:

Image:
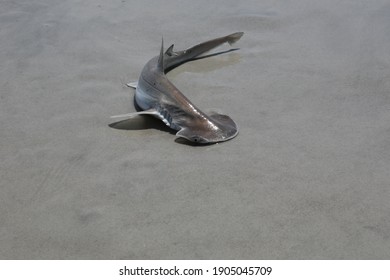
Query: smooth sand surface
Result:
<box><xmin>1</xmin><ymin>0</ymin><xmax>390</xmax><ymax>259</ymax></box>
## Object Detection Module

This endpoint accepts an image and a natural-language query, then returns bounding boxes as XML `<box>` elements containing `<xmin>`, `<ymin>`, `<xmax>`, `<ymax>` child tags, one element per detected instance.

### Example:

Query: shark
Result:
<box><xmin>112</xmin><ymin>32</ymin><xmax>244</xmax><ymax>144</ymax></box>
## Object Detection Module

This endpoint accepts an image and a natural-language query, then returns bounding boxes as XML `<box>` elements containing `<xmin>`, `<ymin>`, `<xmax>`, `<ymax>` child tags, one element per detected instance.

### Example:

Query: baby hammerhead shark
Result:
<box><xmin>112</xmin><ymin>32</ymin><xmax>244</xmax><ymax>143</ymax></box>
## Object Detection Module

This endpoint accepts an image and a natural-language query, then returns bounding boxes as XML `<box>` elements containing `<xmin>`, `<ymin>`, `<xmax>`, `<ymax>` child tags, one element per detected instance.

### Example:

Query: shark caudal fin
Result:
<box><xmin>226</xmin><ymin>32</ymin><xmax>244</xmax><ymax>45</ymax></box>
<box><xmin>163</xmin><ymin>32</ymin><xmax>244</xmax><ymax>72</ymax></box>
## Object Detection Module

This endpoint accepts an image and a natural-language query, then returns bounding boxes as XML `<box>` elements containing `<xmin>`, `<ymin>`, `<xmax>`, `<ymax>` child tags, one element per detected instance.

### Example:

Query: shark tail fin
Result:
<box><xmin>157</xmin><ymin>37</ymin><xmax>164</xmax><ymax>71</ymax></box>
<box><xmin>227</xmin><ymin>32</ymin><xmax>244</xmax><ymax>45</ymax></box>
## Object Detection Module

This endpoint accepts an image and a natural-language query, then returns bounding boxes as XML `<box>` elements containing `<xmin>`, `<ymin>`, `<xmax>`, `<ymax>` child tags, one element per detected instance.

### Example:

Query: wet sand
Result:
<box><xmin>1</xmin><ymin>0</ymin><xmax>390</xmax><ymax>259</ymax></box>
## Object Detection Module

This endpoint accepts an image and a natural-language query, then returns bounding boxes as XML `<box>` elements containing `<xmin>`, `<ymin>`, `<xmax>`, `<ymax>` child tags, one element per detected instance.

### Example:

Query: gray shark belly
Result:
<box><xmin>134</xmin><ymin>83</ymin><xmax>153</xmax><ymax>111</ymax></box>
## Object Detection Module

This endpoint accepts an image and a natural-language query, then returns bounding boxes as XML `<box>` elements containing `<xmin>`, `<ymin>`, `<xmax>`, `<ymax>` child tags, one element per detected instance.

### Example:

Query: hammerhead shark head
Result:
<box><xmin>112</xmin><ymin>32</ymin><xmax>244</xmax><ymax>143</ymax></box>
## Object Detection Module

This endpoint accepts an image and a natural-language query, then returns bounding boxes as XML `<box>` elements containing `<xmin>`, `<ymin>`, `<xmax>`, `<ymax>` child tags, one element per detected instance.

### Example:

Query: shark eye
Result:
<box><xmin>191</xmin><ymin>136</ymin><xmax>205</xmax><ymax>143</ymax></box>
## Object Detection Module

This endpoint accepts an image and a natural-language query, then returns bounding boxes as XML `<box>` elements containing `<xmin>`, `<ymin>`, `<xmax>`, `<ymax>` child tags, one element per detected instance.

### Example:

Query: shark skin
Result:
<box><xmin>112</xmin><ymin>32</ymin><xmax>244</xmax><ymax>144</ymax></box>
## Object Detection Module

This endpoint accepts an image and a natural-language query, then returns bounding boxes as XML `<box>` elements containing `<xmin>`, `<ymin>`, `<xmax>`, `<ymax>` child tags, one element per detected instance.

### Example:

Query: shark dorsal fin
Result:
<box><xmin>165</xmin><ymin>44</ymin><xmax>174</xmax><ymax>56</ymax></box>
<box><xmin>157</xmin><ymin>37</ymin><xmax>164</xmax><ymax>71</ymax></box>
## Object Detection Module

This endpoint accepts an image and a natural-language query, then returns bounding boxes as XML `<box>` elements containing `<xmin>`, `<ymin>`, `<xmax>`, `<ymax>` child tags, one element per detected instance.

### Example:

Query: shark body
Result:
<box><xmin>112</xmin><ymin>32</ymin><xmax>244</xmax><ymax>143</ymax></box>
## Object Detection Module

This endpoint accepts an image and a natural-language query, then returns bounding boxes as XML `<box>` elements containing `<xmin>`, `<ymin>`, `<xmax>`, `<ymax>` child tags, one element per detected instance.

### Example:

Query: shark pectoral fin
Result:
<box><xmin>110</xmin><ymin>109</ymin><xmax>159</xmax><ymax>119</ymax></box>
<box><xmin>126</xmin><ymin>82</ymin><xmax>138</xmax><ymax>88</ymax></box>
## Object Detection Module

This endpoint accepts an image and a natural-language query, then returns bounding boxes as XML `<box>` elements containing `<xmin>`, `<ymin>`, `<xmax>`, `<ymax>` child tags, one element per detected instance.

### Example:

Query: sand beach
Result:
<box><xmin>1</xmin><ymin>0</ymin><xmax>390</xmax><ymax>259</ymax></box>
